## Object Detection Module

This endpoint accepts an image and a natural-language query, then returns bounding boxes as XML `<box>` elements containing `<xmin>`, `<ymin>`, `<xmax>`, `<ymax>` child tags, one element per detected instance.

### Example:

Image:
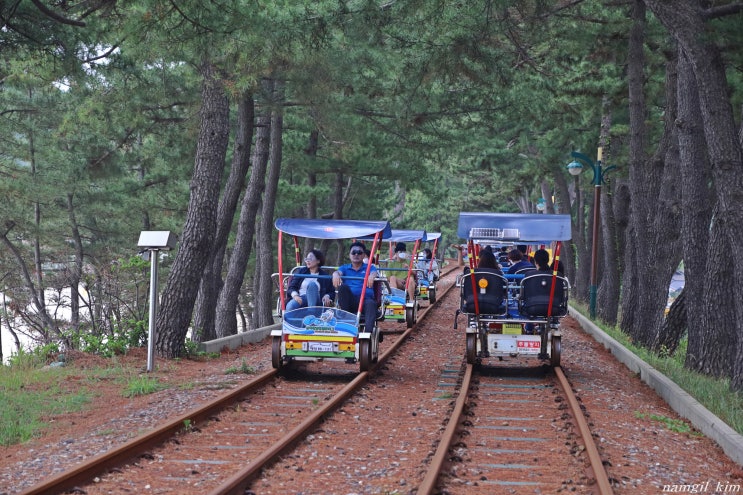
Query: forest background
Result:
<box><xmin>1</xmin><ymin>1</ymin><xmax>743</xmax><ymax>388</ymax></box>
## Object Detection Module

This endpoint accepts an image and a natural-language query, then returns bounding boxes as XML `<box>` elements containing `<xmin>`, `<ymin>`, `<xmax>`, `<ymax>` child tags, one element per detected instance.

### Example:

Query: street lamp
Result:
<box><xmin>137</xmin><ymin>231</ymin><xmax>178</xmax><ymax>372</ymax></box>
<box><xmin>567</xmin><ymin>148</ymin><xmax>615</xmax><ymax>319</ymax></box>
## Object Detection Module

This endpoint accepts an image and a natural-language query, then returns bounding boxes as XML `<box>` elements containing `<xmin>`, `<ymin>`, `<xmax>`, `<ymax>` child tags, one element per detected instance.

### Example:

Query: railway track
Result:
<box><xmin>424</xmin><ymin>364</ymin><xmax>612</xmax><ymax>494</ymax></box>
<box><xmin>19</xmin><ymin>265</ymin><xmax>612</xmax><ymax>495</ymax></box>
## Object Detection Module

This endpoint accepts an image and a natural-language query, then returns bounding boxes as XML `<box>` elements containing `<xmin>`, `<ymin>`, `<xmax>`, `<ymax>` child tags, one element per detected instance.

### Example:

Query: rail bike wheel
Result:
<box><xmin>406</xmin><ymin>305</ymin><xmax>415</xmax><ymax>328</ymax></box>
<box><xmin>271</xmin><ymin>336</ymin><xmax>283</xmax><ymax>370</ymax></box>
<box><xmin>429</xmin><ymin>287</ymin><xmax>436</xmax><ymax>304</ymax></box>
<box><xmin>466</xmin><ymin>333</ymin><xmax>477</xmax><ymax>364</ymax></box>
<box><xmin>359</xmin><ymin>339</ymin><xmax>372</xmax><ymax>371</ymax></box>
<box><xmin>550</xmin><ymin>335</ymin><xmax>562</xmax><ymax>367</ymax></box>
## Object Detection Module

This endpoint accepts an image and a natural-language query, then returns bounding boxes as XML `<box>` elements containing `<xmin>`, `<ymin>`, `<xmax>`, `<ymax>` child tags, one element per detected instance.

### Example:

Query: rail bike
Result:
<box><xmin>453</xmin><ymin>212</ymin><xmax>571</xmax><ymax>367</ymax></box>
<box><xmin>372</xmin><ymin>229</ymin><xmax>426</xmax><ymax>328</ymax></box>
<box><xmin>415</xmin><ymin>232</ymin><xmax>442</xmax><ymax>305</ymax></box>
<box><xmin>271</xmin><ymin>218</ymin><xmax>391</xmax><ymax>372</ymax></box>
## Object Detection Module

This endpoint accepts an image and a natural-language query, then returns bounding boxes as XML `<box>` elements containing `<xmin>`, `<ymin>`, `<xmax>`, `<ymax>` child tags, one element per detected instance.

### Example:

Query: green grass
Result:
<box><xmin>224</xmin><ymin>358</ymin><xmax>256</xmax><ymax>375</ymax></box>
<box><xmin>0</xmin><ymin>353</ymin><xmax>172</xmax><ymax>445</ymax></box>
<box><xmin>0</xmin><ymin>365</ymin><xmax>92</xmax><ymax>446</ymax></box>
<box><xmin>122</xmin><ymin>375</ymin><xmax>168</xmax><ymax>397</ymax></box>
<box><xmin>634</xmin><ymin>411</ymin><xmax>703</xmax><ymax>436</ymax></box>
<box><xmin>571</xmin><ymin>302</ymin><xmax>743</xmax><ymax>435</ymax></box>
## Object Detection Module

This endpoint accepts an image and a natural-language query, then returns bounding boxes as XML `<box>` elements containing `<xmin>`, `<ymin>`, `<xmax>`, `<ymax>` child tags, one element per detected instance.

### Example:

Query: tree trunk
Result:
<box><xmin>214</xmin><ymin>89</ymin><xmax>271</xmax><ymax>338</ymax></box>
<box><xmin>611</xmin><ymin>179</ymin><xmax>631</xmax><ymax>339</ymax></box>
<box><xmin>596</xmin><ymin>95</ymin><xmax>620</xmax><ymax>325</ymax></box>
<box><xmin>324</xmin><ymin>171</ymin><xmax>347</xmax><ymax>266</ymax></box>
<box><xmin>155</xmin><ymin>61</ymin><xmax>230</xmax><ymax>358</ymax></box>
<box><xmin>657</xmin><ymin>287</ymin><xmax>686</xmax><ymax>355</ymax></box>
<box><xmin>65</xmin><ymin>193</ymin><xmax>83</xmax><ymax>333</ymax></box>
<box><xmin>643</xmin><ymin>0</ymin><xmax>743</xmax><ymax>389</ymax></box>
<box><xmin>692</xmin><ymin>206</ymin><xmax>735</xmax><ymax>377</ymax></box>
<box><xmin>192</xmin><ymin>92</ymin><xmax>255</xmax><ymax>342</ymax></box>
<box><xmin>551</xmin><ymin>170</ymin><xmax>576</xmax><ymax>284</ymax></box>
<box><xmin>303</xmin><ymin>128</ymin><xmax>319</xmax><ymax>255</ymax></box>
<box><xmin>566</xmin><ymin>168</ymin><xmax>585</xmax><ymax>302</ymax></box>
<box><xmin>625</xmin><ymin>38</ymin><xmax>683</xmax><ymax>347</ymax></box>
<box><xmin>619</xmin><ymin>0</ymin><xmax>648</xmax><ymax>340</ymax></box>
<box><xmin>659</xmin><ymin>47</ymin><xmax>713</xmax><ymax>360</ymax></box>
<box><xmin>254</xmin><ymin>80</ymin><xmax>283</xmax><ymax>329</ymax></box>
<box><xmin>1</xmin><ymin>223</ymin><xmax>58</xmax><ymax>338</ymax></box>
<box><xmin>573</xmin><ymin>179</ymin><xmax>590</xmax><ymax>305</ymax></box>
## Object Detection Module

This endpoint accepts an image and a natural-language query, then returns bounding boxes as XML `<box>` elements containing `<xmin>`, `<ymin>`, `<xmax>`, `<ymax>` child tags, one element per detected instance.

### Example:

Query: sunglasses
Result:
<box><xmin>350</xmin><ymin>250</ymin><xmax>364</xmax><ymax>255</ymax></box>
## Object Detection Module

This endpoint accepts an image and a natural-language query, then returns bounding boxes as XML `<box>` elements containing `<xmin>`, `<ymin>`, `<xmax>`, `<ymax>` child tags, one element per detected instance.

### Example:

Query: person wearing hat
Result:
<box><xmin>385</xmin><ymin>242</ymin><xmax>417</xmax><ymax>302</ymax></box>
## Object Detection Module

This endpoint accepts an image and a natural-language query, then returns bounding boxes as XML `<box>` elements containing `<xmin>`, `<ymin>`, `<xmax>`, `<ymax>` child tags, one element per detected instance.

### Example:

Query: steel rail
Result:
<box><xmin>18</xmin><ymin>370</ymin><xmax>278</xmax><ymax>495</ymax></box>
<box><xmin>209</xmin><ymin>264</ymin><xmax>461</xmax><ymax>495</ymax></box>
<box><xmin>417</xmin><ymin>363</ymin><xmax>473</xmax><ymax>495</ymax></box>
<box><xmin>554</xmin><ymin>365</ymin><xmax>614</xmax><ymax>495</ymax></box>
<box><xmin>21</xmin><ymin>262</ymin><xmax>461</xmax><ymax>495</ymax></box>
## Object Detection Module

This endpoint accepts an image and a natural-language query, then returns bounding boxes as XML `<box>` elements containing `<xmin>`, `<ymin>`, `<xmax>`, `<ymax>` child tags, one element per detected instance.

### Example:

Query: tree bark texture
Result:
<box><xmin>65</xmin><ymin>192</ymin><xmax>83</xmax><ymax>332</ymax></box>
<box><xmin>658</xmin><ymin>287</ymin><xmax>686</xmax><ymax>355</ymax></box>
<box><xmin>660</xmin><ymin>47</ymin><xmax>713</xmax><ymax>359</ymax></box>
<box><xmin>551</xmin><ymin>169</ymin><xmax>576</xmax><ymax>285</ymax></box>
<box><xmin>619</xmin><ymin>0</ymin><xmax>649</xmax><ymax>341</ymax></box>
<box><xmin>214</xmin><ymin>92</ymin><xmax>271</xmax><ymax>338</ymax></box>
<box><xmin>192</xmin><ymin>92</ymin><xmax>255</xmax><ymax>342</ymax></box>
<box><xmin>1</xmin><ymin>224</ymin><xmax>58</xmax><ymax>338</ymax></box>
<box><xmin>254</xmin><ymin>80</ymin><xmax>283</xmax><ymax>329</ymax></box>
<box><xmin>596</xmin><ymin>96</ymin><xmax>621</xmax><ymax>325</ymax></box>
<box><xmin>155</xmin><ymin>61</ymin><xmax>230</xmax><ymax>358</ymax></box>
<box><xmin>302</xmin><ymin>129</ymin><xmax>319</xmax><ymax>256</ymax></box>
<box><xmin>627</xmin><ymin>43</ymin><xmax>683</xmax><ymax>347</ymax></box>
<box><xmin>643</xmin><ymin>0</ymin><xmax>743</xmax><ymax>389</ymax></box>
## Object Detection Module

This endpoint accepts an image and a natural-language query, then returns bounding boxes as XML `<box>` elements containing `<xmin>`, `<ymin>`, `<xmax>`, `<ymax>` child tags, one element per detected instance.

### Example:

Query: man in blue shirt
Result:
<box><xmin>332</xmin><ymin>241</ymin><xmax>379</xmax><ymax>334</ymax></box>
<box><xmin>506</xmin><ymin>249</ymin><xmax>535</xmax><ymax>274</ymax></box>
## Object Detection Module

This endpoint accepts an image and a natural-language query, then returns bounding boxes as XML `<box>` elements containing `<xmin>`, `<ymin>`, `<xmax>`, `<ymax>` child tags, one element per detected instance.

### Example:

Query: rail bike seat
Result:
<box><xmin>373</xmin><ymin>278</ymin><xmax>389</xmax><ymax>320</ymax></box>
<box><xmin>460</xmin><ymin>270</ymin><xmax>508</xmax><ymax>316</ymax></box>
<box><xmin>518</xmin><ymin>273</ymin><xmax>570</xmax><ymax>319</ymax></box>
<box><xmin>515</xmin><ymin>267</ymin><xmax>535</xmax><ymax>276</ymax></box>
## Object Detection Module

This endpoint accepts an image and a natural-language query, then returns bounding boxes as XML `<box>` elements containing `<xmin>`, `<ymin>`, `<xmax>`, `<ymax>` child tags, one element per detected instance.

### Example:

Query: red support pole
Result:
<box><xmin>358</xmin><ymin>232</ymin><xmax>381</xmax><ymax>317</ymax></box>
<box><xmin>293</xmin><ymin>236</ymin><xmax>301</xmax><ymax>267</ymax></box>
<box><xmin>467</xmin><ymin>239</ymin><xmax>480</xmax><ymax>315</ymax></box>
<box><xmin>547</xmin><ymin>242</ymin><xmax>562</xmax><ymax>318</ymax></box>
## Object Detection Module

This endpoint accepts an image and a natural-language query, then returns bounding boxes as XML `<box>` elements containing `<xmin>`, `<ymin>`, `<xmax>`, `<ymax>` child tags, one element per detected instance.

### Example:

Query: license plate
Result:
<box><xmin>386</xmin><ymin>308</ymin><xmax>404</xmax><ymax>317</ymax></box>
<box><xmin>502</xmin><ymin>324</ymin><xmax>522</xmax><ymax>335</ymax></box>
<box><xmin>308</xmin><ymin>342</ymin><xmax>334</xmax><ymax>352</ymax></box>
<box><xmin>517</xmin><ymin>340</ymin><xmax>541</xmax><ymax>353</ymax></box>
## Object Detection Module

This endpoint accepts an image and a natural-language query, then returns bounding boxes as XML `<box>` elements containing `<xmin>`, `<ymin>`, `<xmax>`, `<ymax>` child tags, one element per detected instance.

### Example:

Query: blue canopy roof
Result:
<box><xmin>275</xmin><ymin>218</ymin><xmax>392</xmax><ymax>239</ymax></box>
<box><xmin>424</xmin><ymin>232</ymin><xmax>441</xmax><ymax>241</ymax></box>
<box><xmin>361</xmin><ymin>228</ymin><xmax>426</xmax><ymax>242</ymax></box>
<box><xmin>456</xmin><ymin>212</ymin><xmax>572</xmax><ymax>241</ymax></box>
<box><xmin>391</xmin><ymin>229</ymin><xmax>426</xmax><ymax>242</ymax></box>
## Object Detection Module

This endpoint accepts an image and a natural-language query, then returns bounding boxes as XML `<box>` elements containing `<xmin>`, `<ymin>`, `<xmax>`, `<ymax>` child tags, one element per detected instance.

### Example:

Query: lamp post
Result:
<box><xmin>137</xmin><ymin>231</ymin><xmax>178</xmax><ymax>372</ymax></box>
<box><xmin>567</xmin><ymin>148</ymin><xmax>615</xmax><ymax>319</ymax></box>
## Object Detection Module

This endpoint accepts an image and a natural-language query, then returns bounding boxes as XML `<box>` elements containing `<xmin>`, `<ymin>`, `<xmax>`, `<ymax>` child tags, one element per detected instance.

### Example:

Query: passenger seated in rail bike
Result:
<box><xmin>497</xmin><ymin>246</ymin><xmax>511</xmax><ymax>267</ymax></box>
<box><xmin>416</xmin><ymin>248</ymin><xmax>440</xmax><ymax>283</ymax></box>
<box><xmin>506</xmin><ymin>248</ymin><xmax>535</xmax><ymax>275</ymax></box>
<box><xmin>285</xmin><ymin>249</ymin><xmax>335</xmax><ymax>311</ymax></box>
<box><xmin>460</xmin><ymin>250</ymin><xmax>508</xmax><ymax>316</ymax></box>
<box><xmin>519</xmin><ymin>249</ymin><xmax>569</xmax><ymax>321</ymax></box>
<box><xmin>385</xmin><ymin>242</ymin><xmax>417</xmax><ymax>302</ymax></box>
<box><xmin>332</xmin><ymin>241</ymin><xmax>381</xmax><ymax>338</ymax></box>
<box><xmin>463</xmin><ymin>247</ymin><xmax>504</xmax><ymax>275</ymax></box>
